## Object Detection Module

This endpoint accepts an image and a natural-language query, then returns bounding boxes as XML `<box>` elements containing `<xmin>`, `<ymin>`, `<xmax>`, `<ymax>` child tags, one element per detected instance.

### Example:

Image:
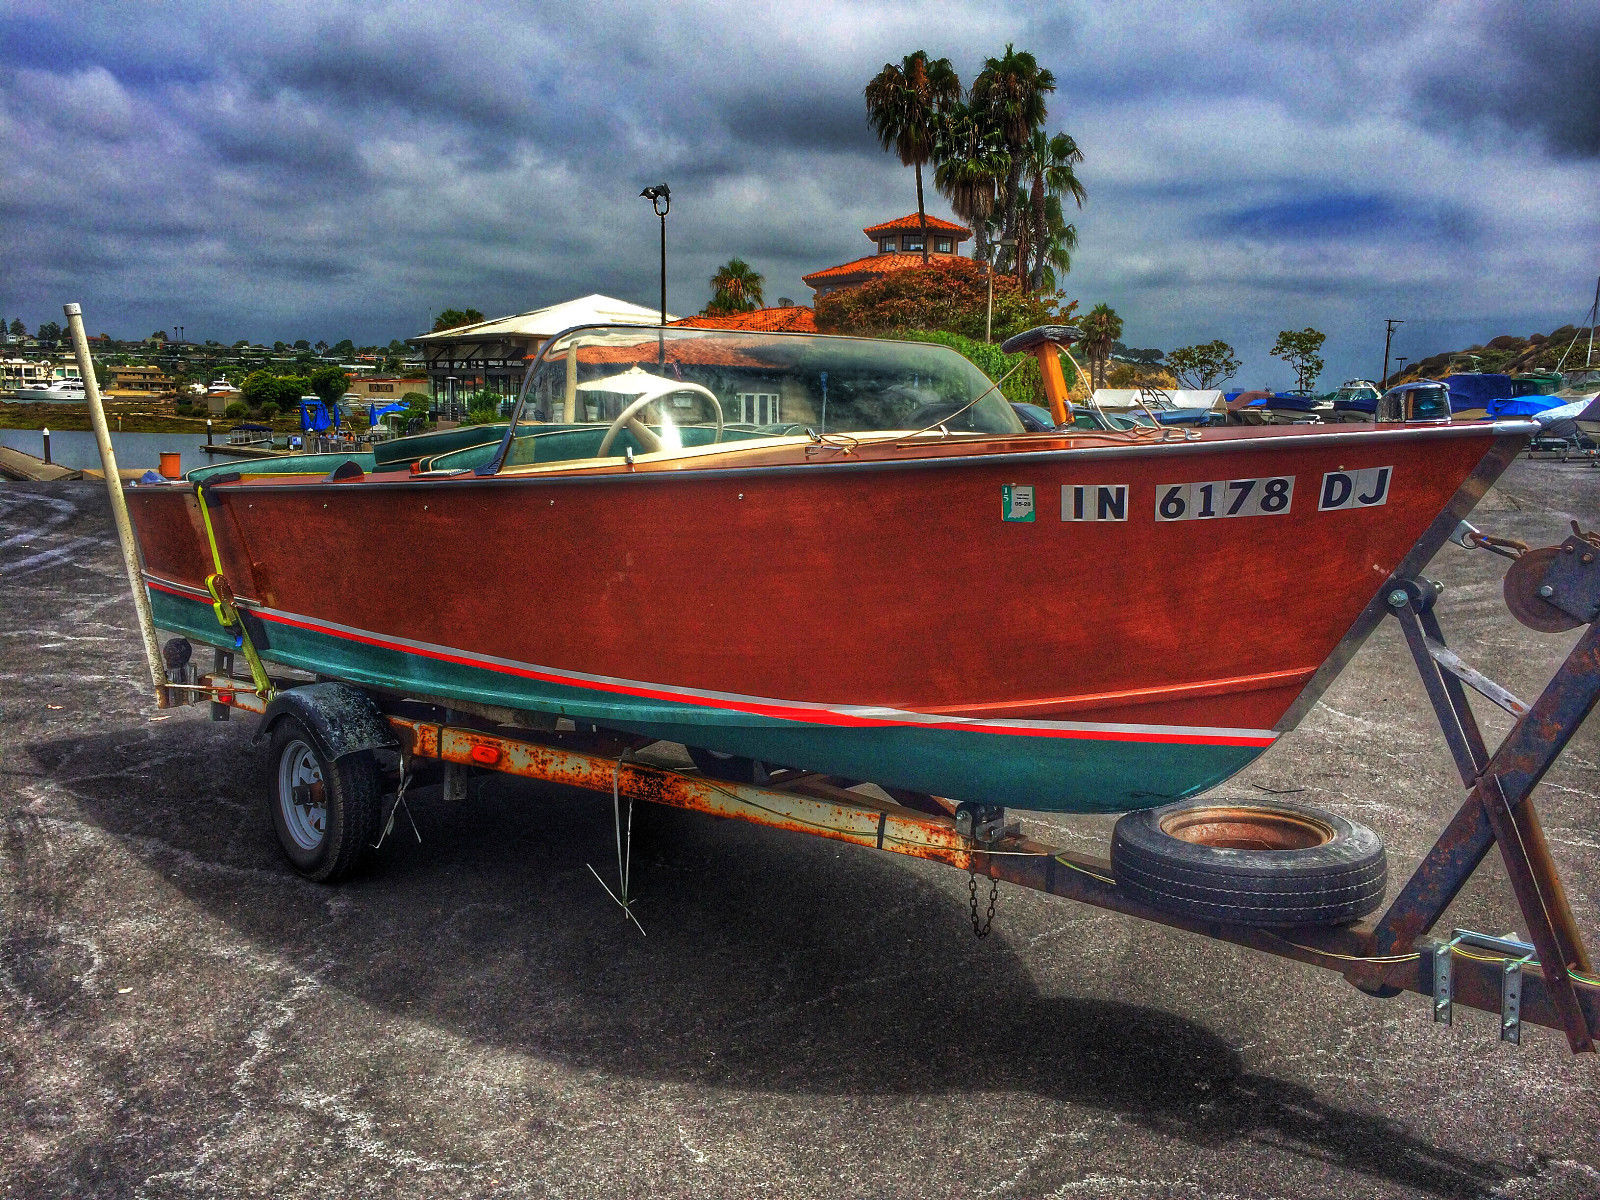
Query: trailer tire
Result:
<box><xmin>268</xmin><ymin>714</ymin><xmax>381</xmax><ymax>884</ymax></box>
<box><xmin>1110</xmin><ymin>799</ymin><xmax>1386</xmax><ymax>927</ymax></box>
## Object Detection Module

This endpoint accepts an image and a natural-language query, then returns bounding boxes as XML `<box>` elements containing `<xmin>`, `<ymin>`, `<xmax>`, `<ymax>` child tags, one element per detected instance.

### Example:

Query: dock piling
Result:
<box><xmin>42</xmin><ymin>427</ymin><xmax>50</xmax><ymax>465</ymax></box>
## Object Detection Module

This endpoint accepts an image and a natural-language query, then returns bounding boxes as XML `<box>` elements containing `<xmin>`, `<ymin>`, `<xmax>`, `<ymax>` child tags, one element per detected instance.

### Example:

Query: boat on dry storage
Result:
<box><xmin>125</xmin><ymin>324</ymin><xmax>1532</xmax><ymax>814</ymax></box>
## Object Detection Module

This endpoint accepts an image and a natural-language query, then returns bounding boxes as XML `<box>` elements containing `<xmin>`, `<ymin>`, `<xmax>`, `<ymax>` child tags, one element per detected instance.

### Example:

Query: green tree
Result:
<box><xmin>330</xmin><ymin>338</ymin><xmax>356</xmax><ymax>358</ymax></box>
<box><xmin>431</xmin><ymin>308</ymin><xmax>485</xmax><ymax>332</ymax></box>
<box><xmin>224</xmin><ymin>401</ymin><xmax>247</xmax><ymax>420</ymax></box>
<box><xmin>401</xmin><ymin>391</ymin><xmax>432</xmax><ymax>423</ymax></box>
<box><xmin>308</xmin><ymin>365</ymin><xmax>351</xmax><ymax>407</ymax></box>
<box><xmin>36</xmin><ymin>320</ymin><xmax>62</xmax><ymax>344</ymax></box>
<box><xmin>864</xmin><ymin>50</ymin><xmax>960</xmax><ymax>266</ymax></box>
<box><xmin>7</xmin><ymin>318</ymin><xmax>24</xmax><ymax>338</ymax></box>
<box><xmin>1019</xmin><ymin>130</ymin><xmax>1084</xmax><ymax>290</ymax></box>
<box><xmin>971</xmin><ymin>44</ymin><xmax>1055</xmax><ymax>264</ymax></box>
<box><xmin>293</xmin><ymin>339</ymin><xmax>310</xmax><ymax>350</ymax></box>
<box><xmin>1166</xmin><ymin>340</ymin><xmax>1241</xmax><ymax>389</ymax></box>
<box><xmin>933</xmin><ymin>100</ymin><xmax>1009</xmax><ymax>263</ymax></box>
<box><xmin>1078</xmin><ymin>303</ymin><xmax>1124</xmax><ymax>390</ymax></box>
<box><xmin>705</xmin><ymin>258</ymin><xmax>766</xmax><ymax>315</ymax></box>
<box><xmin>238</xmin><ymin>369</ymin><xmax>279</xmax><ymax>411</ymax></box>
<box><xmin>1271</xmin><ymin>327</ymin><xmax>1327</xmax><ymax>392</ymax></box>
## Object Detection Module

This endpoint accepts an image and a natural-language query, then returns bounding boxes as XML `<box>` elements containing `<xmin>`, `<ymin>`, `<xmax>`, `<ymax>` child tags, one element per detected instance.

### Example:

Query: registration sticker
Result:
<box><xmin>1002</xmin><ymin>484</ymin><xmax>1036</xmax><ymax>522</ymax></box>
<box><xmin>1155</xmin><ymin>476</ymin><xmax>1295</xmax><ymax>521</ymax></box>
<box><xmin>1319</xmin><ymin>467</ymin><xmax>1392</xmax><ymax>511</ymax></box>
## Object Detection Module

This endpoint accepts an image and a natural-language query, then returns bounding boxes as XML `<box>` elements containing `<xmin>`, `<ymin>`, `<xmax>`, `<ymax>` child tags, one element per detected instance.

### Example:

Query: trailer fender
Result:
<box><xmin>254</xmin><ymin>683</ymin><xmax>399</xmax><ymax>763</ymax></box>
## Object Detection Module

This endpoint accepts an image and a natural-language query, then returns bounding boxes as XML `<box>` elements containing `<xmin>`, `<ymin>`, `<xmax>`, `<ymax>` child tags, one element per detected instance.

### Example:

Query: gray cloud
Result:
<box><xmin>1413</xmin><ymin>4</ymin><xmax>1600</xmax><ymax>157</ymax></box>
<box><xmin>1</xmin><ymin>0</ymin><xmax>1597</xmax><ymax>386</ymax></box>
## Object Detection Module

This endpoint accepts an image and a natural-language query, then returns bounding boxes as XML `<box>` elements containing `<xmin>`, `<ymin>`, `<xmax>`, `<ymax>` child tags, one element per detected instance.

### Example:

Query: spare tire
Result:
<box><xmin>1110</xmin><ymin>799</ymin><xmax>1386</xmax><ymax>927</ymax></box>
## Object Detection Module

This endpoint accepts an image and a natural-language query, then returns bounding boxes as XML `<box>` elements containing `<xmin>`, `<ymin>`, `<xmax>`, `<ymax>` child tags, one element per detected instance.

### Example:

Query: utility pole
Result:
<box><xmin>1381</xmin><ymin>318</ymin><xmax>1403</xmax><ymax>387</ymax></box>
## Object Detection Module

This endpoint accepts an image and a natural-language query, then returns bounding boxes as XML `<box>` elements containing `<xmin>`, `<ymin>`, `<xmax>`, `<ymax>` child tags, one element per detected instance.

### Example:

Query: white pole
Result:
<box><xmin>63</xmin><ymin>302</ymin><xmax>169</xmax><ymax>707</ymax></box>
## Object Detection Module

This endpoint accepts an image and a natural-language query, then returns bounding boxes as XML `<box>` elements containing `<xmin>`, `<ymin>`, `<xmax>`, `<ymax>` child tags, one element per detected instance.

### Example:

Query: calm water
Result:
<box><xmin>0</xmin><ymin>428</ymin><xmax>228</xmax><ymax>473</ymax></box>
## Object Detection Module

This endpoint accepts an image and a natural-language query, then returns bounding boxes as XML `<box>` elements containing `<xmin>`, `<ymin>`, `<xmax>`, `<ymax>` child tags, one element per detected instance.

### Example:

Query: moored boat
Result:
<box><xmin>125</xmin><ymin>325</ymin><xmax>1532</xmax><ymax>814</ymax></box>
<box><xmin>13</xmin><ymin>376</ymin><xmax>88</xmax><ymax>402</ymax></box>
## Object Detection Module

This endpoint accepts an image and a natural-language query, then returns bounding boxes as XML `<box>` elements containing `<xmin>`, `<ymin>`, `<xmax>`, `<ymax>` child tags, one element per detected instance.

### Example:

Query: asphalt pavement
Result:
<box><xmin>2</xmin><ymin>460</ymin><xmax>1598</xmax><ymax>1199</ymax></box>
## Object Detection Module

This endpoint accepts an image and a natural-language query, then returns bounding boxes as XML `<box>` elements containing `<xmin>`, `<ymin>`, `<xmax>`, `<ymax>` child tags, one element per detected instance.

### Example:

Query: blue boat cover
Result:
<box><xmin>1153</xmin><ymin>407</ymin><xmax>1213</xmax><ymax>425</ymax></box>
<box><xmin>1268</xmin><ymin>392</ymin><xmax>1320</xmax><ymax>412</ymax></box>
<box><xmin>1487</xmin><ymin>395</ymin><xmax>1564</xmax><ymax>417</ymax></box>
<box><xmin>1445</xmin><ymin>374</ymin><xmax>1514</xmax><ymax>412</ymax></box>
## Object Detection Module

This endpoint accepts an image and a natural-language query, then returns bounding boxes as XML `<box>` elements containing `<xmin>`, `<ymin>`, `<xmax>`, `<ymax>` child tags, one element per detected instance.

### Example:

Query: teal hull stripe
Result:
<box><xmin>144</xmin><ymin>575</ymin><xmax>1267</xmax><ymax>813</ymax></box>
<box><xmin>144</xmin><ymin>574</ymin><xmax>1276</xmax><ymax>747</ymax></box>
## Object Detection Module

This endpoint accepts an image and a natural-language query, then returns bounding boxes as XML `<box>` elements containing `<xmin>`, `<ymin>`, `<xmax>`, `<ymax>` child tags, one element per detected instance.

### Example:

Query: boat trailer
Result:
<box><xmin>156</xmin><ymin>521</ymin><xmax>1600</xmax><ymax>1053</ymax></box>
<box><xmin>52</xmin><ymin>299</ymin><xmax>1600</xmax><ymax>1056</ymax></box>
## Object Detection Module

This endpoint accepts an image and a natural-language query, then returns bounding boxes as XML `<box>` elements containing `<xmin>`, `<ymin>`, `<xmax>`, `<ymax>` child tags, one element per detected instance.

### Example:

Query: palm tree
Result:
<box><xmin>864</xmin><ymin>51</ymin><xmax>960</xmax><ymax>265</ymax></box>
<box><xmin>1078</xmin><ymin>303</ymin><xmax>1123</xmax><ymax>390</ymax></box>
<box><xmin>971</xmin><ymin>44</ymin><xmax>1055</xmax><ymax>270</ymax></box>
<box><xmin>1025</xmin><ymin>191</ymin><xmax>1079</xmax><ymax>292</ymax></box>
<box><xmin>1019</xmin><ymin>130</ymin><xmax>1085</xmax><ymax>290</ymax></box>
<box><xmin>932</xmin><ymin>101</ymin><xmax>1009</xmax><ymax>264</ymax></box>
<box><xmin>706</xmin><ymin>258</ymin><xmax>765</xmax><ymax>315</ymax></box>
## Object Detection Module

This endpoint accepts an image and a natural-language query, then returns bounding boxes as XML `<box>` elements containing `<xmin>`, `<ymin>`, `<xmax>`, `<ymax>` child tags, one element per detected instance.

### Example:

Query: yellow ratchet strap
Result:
<box><xmin>195</xmin><ymin>482</ymin><xmax>274</xmax><ymax>698</ymax></box>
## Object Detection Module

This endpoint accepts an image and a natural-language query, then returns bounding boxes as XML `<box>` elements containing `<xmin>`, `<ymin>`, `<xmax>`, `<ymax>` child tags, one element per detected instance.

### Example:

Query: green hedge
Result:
<box><xmin>897</xmin><ymin>329</ymin><xmax>1047</xmax><ymax>406</ymax></box>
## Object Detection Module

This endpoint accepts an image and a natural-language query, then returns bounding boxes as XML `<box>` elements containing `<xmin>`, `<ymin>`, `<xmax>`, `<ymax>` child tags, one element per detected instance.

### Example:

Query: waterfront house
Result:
<box><xmin>106</xmin><ymin>364</ymin><xmax>174</xmax><ymax>398</ymax></box>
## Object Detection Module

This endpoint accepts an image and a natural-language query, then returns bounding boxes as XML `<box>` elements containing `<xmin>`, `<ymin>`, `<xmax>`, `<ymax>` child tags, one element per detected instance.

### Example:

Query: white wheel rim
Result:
<box><xmin>278</xmin><ymin>738</ymin><xmax>326</xmax><ymax>851</ymax></box>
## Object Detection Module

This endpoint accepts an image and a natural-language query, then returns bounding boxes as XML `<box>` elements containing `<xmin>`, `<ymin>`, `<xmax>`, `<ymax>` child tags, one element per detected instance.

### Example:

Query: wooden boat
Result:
<box><xmin>124</xmin><ymin>325</ymin><xmax>1531</xmax><ymax>814</ymax></box>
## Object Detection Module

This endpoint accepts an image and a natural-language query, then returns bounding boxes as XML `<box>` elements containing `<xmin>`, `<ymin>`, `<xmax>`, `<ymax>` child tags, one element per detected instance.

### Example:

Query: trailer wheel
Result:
<box><xmin>268</xmin><ymin>715</ymin><xmax>381</xmax><ymax>883</ymax></box>
<box><xmin>1110</xmin><ymin>799</ymin><xmax>1386</xmax><ymax>927</ymax></box>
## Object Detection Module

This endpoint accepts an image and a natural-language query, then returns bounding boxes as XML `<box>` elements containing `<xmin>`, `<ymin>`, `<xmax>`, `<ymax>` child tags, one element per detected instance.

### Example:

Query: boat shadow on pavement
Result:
<box><xmin>16</xmin><ymin>713</ymin><xmax>1523</xmax><ymax>1199</ymax></box>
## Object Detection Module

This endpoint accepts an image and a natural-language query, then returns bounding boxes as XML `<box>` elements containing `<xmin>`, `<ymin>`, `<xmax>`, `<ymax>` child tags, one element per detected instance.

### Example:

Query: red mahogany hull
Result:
<box><xmin>127</xmin><ymin>421</ymin><xmax>1527</xmax><ymax>811</ymax></box>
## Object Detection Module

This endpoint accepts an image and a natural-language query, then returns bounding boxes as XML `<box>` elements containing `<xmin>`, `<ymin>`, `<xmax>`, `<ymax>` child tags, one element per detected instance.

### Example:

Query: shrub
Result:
<box><xmin>898</xmin><ymin>330</ymin><xmax>1045</xmax><ymax>405</ymax></box>
<box><xmin>259</xmin><ymin>402</ymin><xmax>279</xmax><ymax>419</ymax></box>
<box><xmin>815</xmin><ymin>257</ymin><xmax>1074</xmax><ymax>343</ymax></box>
<box><xmin>224</xmin><ymin>401</ymin><xmax>246</xmax><ymax>419</ymax></box>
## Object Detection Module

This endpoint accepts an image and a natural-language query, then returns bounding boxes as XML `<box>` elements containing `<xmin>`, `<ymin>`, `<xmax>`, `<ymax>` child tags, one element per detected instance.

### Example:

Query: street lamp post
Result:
<box><xmin>641</xmin><ymin>184</ymin><xmax>671</xmax><ymax>326</ymax></box>
<box><xmin>985</xmin><ymin>237</ymin><xmax>1017</xmax><ymax>344</ymax></box>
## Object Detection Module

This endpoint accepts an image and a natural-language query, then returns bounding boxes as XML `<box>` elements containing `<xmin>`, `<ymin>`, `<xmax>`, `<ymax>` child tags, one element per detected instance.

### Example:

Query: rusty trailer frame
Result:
<box><xmin>195</xmin><ymin>533</ymin><xmax>1600</xmax><ymax>1052</ymax></box>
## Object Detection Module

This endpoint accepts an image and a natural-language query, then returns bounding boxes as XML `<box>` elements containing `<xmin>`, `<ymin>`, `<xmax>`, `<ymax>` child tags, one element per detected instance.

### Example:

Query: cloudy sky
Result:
<box><xmin>3</xmin><ymin>0</ymin><xmax>1597</xmax><ymax>386</ymax></box>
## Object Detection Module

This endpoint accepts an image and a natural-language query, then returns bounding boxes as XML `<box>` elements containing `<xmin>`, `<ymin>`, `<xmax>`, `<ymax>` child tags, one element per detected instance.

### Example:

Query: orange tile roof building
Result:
<box><xmin>802</xmin><ymin>213</ymin><xmax>972</xmax><ymax>297</ymax></box>
<box><xmin>670</xmin><ymin>305</ymin><xmax>817</xmax><ymax>333</ymax></box>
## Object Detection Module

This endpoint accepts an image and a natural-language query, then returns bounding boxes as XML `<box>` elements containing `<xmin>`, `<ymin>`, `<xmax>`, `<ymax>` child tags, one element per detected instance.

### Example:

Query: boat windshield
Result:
<box><xmin>502</xmin><ymin>325</ymin><xmax>1022</xmax><ymax>467</ymax></box>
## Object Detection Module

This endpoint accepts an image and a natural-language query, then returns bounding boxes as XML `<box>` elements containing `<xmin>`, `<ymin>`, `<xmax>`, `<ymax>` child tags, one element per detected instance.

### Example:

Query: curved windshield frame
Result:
<box><xmin>488</xmin><ymin>324</ymin><xmax>1022</xmax><ymax>472</ymax></box>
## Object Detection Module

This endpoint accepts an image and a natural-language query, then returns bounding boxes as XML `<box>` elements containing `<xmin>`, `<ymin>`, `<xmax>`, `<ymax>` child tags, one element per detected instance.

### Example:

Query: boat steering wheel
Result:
<box><xmin>596</xmin><ymin>381</ymin><xmax>724</xmax><ymax>457</ymax></box>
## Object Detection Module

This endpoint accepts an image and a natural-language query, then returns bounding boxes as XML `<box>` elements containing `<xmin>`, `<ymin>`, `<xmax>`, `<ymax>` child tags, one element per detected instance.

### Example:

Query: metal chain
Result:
<box><xmin>1466</xmin><ymin>530</ymin><xmax>1529</xmax><ymax>560</ymax></box>
<box><xmin>968</xmin><ymin>868</ymin><xmax>998</xmax><ymax>938</ymax></box>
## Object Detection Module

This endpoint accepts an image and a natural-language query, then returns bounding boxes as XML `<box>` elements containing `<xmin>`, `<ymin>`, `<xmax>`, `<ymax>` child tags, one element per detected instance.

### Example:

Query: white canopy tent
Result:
<box><xmin>411</xmin><ymin>295</ymin><xmax>676</xmax><ymax>409</ymax></box>
<box><xmin>412</xmin><ymin>295</ymin><xmax>675</xmax><ymax>344</ymax></box>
